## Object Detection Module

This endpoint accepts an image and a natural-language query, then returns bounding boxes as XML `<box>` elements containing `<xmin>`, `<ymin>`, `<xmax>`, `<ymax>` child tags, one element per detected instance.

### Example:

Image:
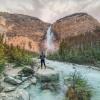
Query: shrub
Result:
<box><xmin>0</xmin><ymin>43</ymin><xmax>6</xmax><ymax>74</ymax></box>
<box><xmin>66</xmin><ymin>71</ymin><xmax>93</xmax><ymax>100</ymax></box>
<box><xmin>6</xmin><ymin>45</ymin><xmax>33</xmax><ymax>67</ymax></box>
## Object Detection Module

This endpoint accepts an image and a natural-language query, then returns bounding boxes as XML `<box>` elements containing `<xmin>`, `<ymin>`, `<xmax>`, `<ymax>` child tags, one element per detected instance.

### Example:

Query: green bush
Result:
<box><xmin>66</xmin><ymin>71</ymin><xmax>93</xmax><ymax>100</ymax></box>
<box><xmin>0</xmin><ymin>43</ymin><xmax>6</xmax><ymax>74</ymax></box>
<box><xmin>6</xmin><ymin>46</ymin><xmax>33</xmax><ymax>67</ymax></box>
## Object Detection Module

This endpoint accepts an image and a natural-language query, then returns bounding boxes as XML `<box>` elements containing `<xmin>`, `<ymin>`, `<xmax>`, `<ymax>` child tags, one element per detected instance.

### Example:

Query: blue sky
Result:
<box><xmin>0</xmin><ymin>0</ymin><xmax>100</xmax><ymax>23</ymax></box>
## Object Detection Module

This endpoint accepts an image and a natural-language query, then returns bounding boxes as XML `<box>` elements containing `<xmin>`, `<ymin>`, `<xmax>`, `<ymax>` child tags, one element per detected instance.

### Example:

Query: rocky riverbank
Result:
<box><xmin>0</xmin><ymin>60</ymin><xmax>59</xmax><ymax>100</ymax></box>
<box><xmin>1</xmin><ymin>58</ymin><xmax>100</xmax><ymax>100</ymax></box>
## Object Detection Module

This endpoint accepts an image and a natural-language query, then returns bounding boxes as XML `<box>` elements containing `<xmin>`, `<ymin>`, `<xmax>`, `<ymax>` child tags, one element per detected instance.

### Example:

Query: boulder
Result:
<box><xmin>15</xmin><ymin>76</ymin><xmax>28</xmax><ymax>81</ymax></box>
<box><xmin>41</xmin><ymin>82</ymin><xmax>60</xmax><ymax>91</ymax></box>
<box><xmin>18</xmin><ymin>77</ymin><xmax>36</xmax><ymax>89</ymax></box>
<box><xmin>0</xmin><ymin>85</ymin><xmax>3</xmax><ymax>93</ymax></box>
<box><xmin>18</xmin><ymin>80</ymin><xmax>32</xmax><ymax>89</ymax></box>
<box><xmin>30</xmin><ymin>77</ymin><xmax>37</xmax><ymax>85</ymax></box>
<box><xmin>4</xmin><ymin>76</ymin><xmax>22</xmax><ymax>85</ymax></box>
<box><xmin>0</xmin><ymin>80</ymin><xmax>17</xmax><ymax>92</ymax></box>
<box><xmin>0</xmin><ymin>89</ymin><xmax>29</xmax><ymax>100</ymax></box>
<box><xmin>36</xmin><ymin>68</ymin><xmax>59</xmax><ymax>82</ymax></box>
<box><xmin>3</xmin><ymin>86</ymin><xmax>16</xmax><ymax>92</ymax></box>
<box><xmin>18</xmin><ymin>67</ymin><xmax>34</xmax><ymax>77</ymax></box>
<box><xmin>4</xmin><ymin>64</ymin><xmax>22</xmax><ymax>77</ymax></box>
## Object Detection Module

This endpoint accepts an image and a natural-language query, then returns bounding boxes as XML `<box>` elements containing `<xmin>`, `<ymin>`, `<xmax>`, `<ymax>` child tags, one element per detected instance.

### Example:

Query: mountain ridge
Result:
<box><xmin>0</xmin><ymin>12</ymin><xmax>50</xmax><ymax>52</ymax></box>
<box><xmin>0</xmin><ymin>12</ymin><xmax>100</xmax><ymax>53</ymax></box>
<box><xmin>52</xmin><ymin>12</ymin><xmax>100</xmax><ymax>40</ymax></box>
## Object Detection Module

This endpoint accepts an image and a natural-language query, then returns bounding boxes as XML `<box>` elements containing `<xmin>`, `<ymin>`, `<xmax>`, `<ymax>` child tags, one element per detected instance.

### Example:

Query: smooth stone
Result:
<box><xmin>36</xmin><ymin>68</ymin><xmax>59</xmax><ymax>82</ymax></box>
<box><xmin>18</xmin><ymin>77</ymin><xmax>36</xmax><ymax>89</ymax></box>
<box><xmin>0</xmin><ymin>89</ymin><xmax>29</xmax><ymax>100</ymax></box>
<box><xmin>19</xmin><ymin>67</ymin><xmax>34</xmax><ymax>77</ymax></box>
<box><xmin>21</xmin><ymin>77</ymin><xmax>28</xmax><ymax>81</ymax></box>
<box><xmin>4</xmin><ymin>76</ymin><xmax>22</xmax><ymax>85</ymax></box>
<box><xmin>41</xmin><ymin>82</ymin><xmax>60</xmax><ymax>91</ymax></box>
<box><xmin>30</xmin><ymin>77</ymin><xmax>37</xmax><ymax>84</ymax></box>
<box><xmin>3</xmin><ymin>86</ymin><xmax>16</xmax><ymax>92</ymax></box>
<box><xmin>18</xmin><ymin>80</ymin><xmax>32</xmax><ymax>89</ymax></box>
<box><xmin>0</xmin><ymin>85</ymin><xmax>4</xmax><ymax>93</ymax></box>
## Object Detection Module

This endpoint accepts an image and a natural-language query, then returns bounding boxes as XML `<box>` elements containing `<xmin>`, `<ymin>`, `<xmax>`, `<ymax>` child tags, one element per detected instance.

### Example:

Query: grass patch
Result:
<box><xmin>66</xmin><ymin>71</ymin><xmax>93</xmax><ymax>100</ymax></box>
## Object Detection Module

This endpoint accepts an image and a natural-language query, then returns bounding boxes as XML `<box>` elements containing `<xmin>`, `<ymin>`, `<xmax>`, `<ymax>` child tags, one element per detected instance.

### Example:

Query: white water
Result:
<box><xmin>26</xmin><ymin>59</ymin><xmax>100</xmax><ymax>100</ymax></box>
<box><xmin>45</xmin><ymin>26</ymin><xmax>55</xmax><ymax>53</ymax></box>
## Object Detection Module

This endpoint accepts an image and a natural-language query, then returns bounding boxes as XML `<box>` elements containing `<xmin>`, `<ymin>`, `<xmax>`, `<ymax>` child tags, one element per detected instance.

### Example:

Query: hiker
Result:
<box><xmin>40</xmin><ymin>51</ymin><xmax>46</xmax><ymax>69</ymax></box>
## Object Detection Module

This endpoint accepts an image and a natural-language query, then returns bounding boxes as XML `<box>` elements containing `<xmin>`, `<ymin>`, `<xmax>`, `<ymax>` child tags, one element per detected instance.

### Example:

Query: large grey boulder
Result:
<box><xmin>18</xmin><ymin>67</ymin><xmax>34</xmax><ymax>77</ymax></box>
<box><xmin>41</xmin><ymin>82</ymin><xmax>60</xmax><ymax>91</ymax></box>
<box><xmin>0</xmin><ymin>89</ymin><xmax>29</xmax><ymax>100</ymax></box>
<box><xmin>36</xmin><ymin>68</ymin><xmax>59</xmax><ymax>82</ymax></box>
<box><xmin>4</xmin><ymin>76</ymin><xmax>22</xmax><ymax>85</ymax></box>
<box><xmin>0</xmin><ymin>79</ymin><xmax>17</xmax><ymax>93</ymax></box>
<box><xmin>15</xmin><ymin>77</ymin><xmax>37</xmax><ymax>89</ymax></box>
<box><xmin>30</xmin><ymin>77</ymin><xmax>37</xmax><ymax>85</ymax></box>
<box><xmin>3</xmin><ymin>86</ymin><xmax>16</xmax><ymax>92</ymax></box>
<box><xmin>0</xmin><ymin>85</ymin><xmax>3</xmax><ymax>93</ymax></box>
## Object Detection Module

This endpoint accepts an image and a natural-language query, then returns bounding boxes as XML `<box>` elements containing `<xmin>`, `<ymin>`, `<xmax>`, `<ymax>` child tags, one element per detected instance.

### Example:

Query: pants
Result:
<box><xmin>41</xmin><ymin>60</ymin><xmax>46</xmax><ymax>69</ymax></box>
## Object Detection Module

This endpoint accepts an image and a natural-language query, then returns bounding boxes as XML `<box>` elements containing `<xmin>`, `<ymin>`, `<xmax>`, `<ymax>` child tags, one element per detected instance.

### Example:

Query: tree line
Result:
<box><xmin>48</xmin><ymin>31</ymin><xmax>100</xmax><ymax>66</ymax></box>
<box><xmin>0</xmin><ymin>34</ymin><xmax>33</xmax><ymax>74</ymax></box>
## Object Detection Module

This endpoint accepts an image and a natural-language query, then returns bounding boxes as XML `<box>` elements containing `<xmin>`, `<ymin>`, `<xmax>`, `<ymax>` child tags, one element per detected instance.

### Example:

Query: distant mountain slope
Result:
<box><xmin>0</xmin><ymin>12</ymin><xmax>49</xmax><ymax>52</ymax></box>
<box><xmin>0</xmin><ymin>12</ymin><xmax>100</xmax><ymax>53</ymax></box>
<box><xmin>52</xmin><ymin>13</ymin><xmax>100</xmax><ymax>41</ymax></box>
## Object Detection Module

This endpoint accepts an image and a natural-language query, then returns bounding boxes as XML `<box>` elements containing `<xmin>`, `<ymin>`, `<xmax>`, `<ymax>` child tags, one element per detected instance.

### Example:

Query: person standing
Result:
<box><xmin>40</xmin><ymin>51</ymin><xmax>46</xmax><ymax>69</ymax></box>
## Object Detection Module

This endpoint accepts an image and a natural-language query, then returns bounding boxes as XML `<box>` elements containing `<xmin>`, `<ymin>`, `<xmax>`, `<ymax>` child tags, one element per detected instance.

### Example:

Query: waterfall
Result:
<box><xmin>46</xmin><ymin>26</ymin><xmax>54</xmax><ymax>53</ymax></box>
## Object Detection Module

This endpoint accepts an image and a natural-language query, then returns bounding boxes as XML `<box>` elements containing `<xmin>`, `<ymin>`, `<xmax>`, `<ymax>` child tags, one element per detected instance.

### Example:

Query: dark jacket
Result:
<box><xmin>40</xmin><ymin>54</ymin><xmax>45</xmax><ymax>61</ymax></box>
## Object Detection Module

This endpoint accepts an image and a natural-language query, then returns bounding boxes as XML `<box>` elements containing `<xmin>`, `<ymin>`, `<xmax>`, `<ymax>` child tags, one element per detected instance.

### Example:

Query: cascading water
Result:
<box><xmin>45</xmin><ymin>26</ymin><xmax>55</xmax><ymax>53</ymax></box>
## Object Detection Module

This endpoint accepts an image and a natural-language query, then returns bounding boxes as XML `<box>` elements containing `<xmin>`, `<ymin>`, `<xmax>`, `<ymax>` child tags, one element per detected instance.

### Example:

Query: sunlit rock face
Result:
<box><xmin>7</xmin><ymin>36</ymin><xmax>40</xmax><ymax>53</ymax></box>
<box><xmin>0</xmin><ymin>12</ymin><xmax>100</xmax><ymax>53</ymax></box>
<box><xmin>0</xmin><ymin>12</ymin><xmax>49</xmax><ymax>53</ymax></box>
<box><xmin>52</xmin><ymin>13</ymin><xmax>100</xmax><ymax>42</ymax></box>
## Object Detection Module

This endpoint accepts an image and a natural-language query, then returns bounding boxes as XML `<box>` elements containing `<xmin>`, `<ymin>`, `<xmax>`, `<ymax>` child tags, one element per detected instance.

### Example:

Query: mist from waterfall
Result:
<box><xmin>46</xmin><ymin>26</ymin><xmax>55</xmax><ymax>53</ymax></box>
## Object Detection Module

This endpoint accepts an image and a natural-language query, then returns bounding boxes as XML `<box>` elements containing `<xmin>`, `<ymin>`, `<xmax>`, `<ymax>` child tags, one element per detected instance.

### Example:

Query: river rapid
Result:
<box><xmin>26</xmin><ymin>59</ymin><xmax>100</xmax><ymax>100</ymax></box>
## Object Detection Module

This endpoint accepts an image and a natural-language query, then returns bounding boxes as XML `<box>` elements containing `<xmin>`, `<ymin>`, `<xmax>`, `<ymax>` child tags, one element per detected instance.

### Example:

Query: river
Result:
<box><xmin>26</xmin><ymin>59</ymin><xmax>100</xmax><ymax>100</ymax></box>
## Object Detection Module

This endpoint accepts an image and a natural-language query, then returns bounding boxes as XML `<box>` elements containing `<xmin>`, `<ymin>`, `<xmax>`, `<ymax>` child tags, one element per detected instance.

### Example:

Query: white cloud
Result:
<box><xmin>0</xmin><ymin>0</ymin><xmax>100</xmax><ymax>23</ymax></box>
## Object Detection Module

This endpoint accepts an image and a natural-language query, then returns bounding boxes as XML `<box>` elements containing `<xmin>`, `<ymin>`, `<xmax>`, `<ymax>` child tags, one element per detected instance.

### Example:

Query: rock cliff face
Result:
<box><xmin>0</xmin><ymin>12</ymin><xmax>100</xmax><ymax>53</ymax></box>
<box><xmin>0</xmin><ymin>12</ymin><xmax>49</xmax><ymax>52</ymax></box>
<box><xmin>52</xmin><ymin>13</ymin><xmax>100</xmax><ymax>41</ymax></box>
